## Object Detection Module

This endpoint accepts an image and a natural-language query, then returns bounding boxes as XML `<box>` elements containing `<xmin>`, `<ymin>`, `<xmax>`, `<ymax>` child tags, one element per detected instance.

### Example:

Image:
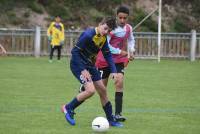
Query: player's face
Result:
<box><xmin>55</xmin><ymin>17</ymin><xmax>61</xmax><ymax>23</ymax></box>
<box><xmin>116</xmin><ymin>12</ymin><xmax>129</xmax><ymax>27</ymax></box>
<box><xmin>98</xmin><ymin>24</ymin><xmax>110</xmax><ymax>36</ymax></box>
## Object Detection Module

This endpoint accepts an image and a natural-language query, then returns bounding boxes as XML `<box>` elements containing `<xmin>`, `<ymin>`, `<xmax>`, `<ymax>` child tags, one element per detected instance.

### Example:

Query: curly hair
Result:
<box><xmin>100</xmin><ymin>16</ymin><xmax>117</xmax><ymax>30</ymax></box>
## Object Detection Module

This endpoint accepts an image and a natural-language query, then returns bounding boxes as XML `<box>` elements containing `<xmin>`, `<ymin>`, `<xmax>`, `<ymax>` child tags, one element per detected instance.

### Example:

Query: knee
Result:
<box><xmin>115</xmin><ymin>79</ymin><xmax>123</xmax><ymax>88</ymax></box>
<box><xmin>85</xmin><ymin>89</ymin><xmax>96</xmax><ymax>97</ymax></box>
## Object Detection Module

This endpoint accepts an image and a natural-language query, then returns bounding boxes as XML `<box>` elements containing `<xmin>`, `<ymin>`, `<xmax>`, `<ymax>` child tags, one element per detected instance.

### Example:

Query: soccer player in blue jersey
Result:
<box><xmin>61</xmin><ymin>16</ymin><xmax>123</xmax><ymax>127</ymax></box>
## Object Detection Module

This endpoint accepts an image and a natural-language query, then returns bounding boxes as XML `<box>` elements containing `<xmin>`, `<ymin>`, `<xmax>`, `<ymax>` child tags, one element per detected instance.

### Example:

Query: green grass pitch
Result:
<box><xmin>0</xmin><ymin>57</ymin><xmax>200</xmax><ymax>134</ymax></box>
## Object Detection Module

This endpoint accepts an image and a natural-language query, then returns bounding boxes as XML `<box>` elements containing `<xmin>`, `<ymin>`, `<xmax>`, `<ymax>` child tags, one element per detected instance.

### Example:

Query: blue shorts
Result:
<box><xmin>70</xmin><ymin>60</ymin><xmax>101</xmax><ymax>84</ymax></box>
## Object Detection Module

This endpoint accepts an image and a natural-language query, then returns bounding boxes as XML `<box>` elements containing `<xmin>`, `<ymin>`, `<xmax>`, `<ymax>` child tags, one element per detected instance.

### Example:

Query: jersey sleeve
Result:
<box><xmin>106</xmin><ymin>35</ymin><xmax>121</xmax><ymax>54</ymax></box>
<box><xmin>60</xmin><ymin>23</ymin><xmax>65</xmax><ymax>41</ymax></box>
<box><xmin>47</xmin><ymin>22</ymin><xmax>54</xmax><ymax>37</ymax></box>
<box><xmin>127</xmin><ymin>26</ymin><xmax>135</xmax><ymax>52</ymax></box>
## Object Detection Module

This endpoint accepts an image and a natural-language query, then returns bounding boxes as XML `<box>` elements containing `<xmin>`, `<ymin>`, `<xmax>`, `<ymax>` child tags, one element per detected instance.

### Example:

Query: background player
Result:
<box><xmin>47</xmin><ymin>15</ymin><xmax>65</xmax><ymax>62</ymax></box>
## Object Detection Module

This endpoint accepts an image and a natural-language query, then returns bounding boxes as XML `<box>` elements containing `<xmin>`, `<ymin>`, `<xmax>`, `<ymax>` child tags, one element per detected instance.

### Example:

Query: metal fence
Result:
<box><xmin>0</xmin><ymin>27</ymin><xmax>200</xmax><ymax>60</ymax></box>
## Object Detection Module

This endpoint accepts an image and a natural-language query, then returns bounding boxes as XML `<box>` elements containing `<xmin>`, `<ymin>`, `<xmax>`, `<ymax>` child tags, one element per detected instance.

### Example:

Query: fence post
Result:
<box><xmin>190</xmin><ymin>30</ymin><xmax>196</xmax><ymax>61</ymax></box>
<box><xmin>69</xmin><ymin>32</ymin><xmax>74</xmax><ymax>56</ymax></box>
<box><xmin>34</xmin><ymin>26</ymin><xmax>41</xmax><ymax>58</ymax></box>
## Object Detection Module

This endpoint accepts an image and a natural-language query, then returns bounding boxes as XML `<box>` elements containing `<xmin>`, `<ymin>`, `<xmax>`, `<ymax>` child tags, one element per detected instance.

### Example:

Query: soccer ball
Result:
<box><xmin>92</xmin><ymin>117</ymin><xmax>109</xmax><ymax>132</ymax></box>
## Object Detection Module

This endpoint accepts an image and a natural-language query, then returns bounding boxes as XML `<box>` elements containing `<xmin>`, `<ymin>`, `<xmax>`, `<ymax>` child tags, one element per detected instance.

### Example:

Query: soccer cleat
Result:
<box><xmin>109</xmin><ymin>121</ymin><xmax>123</xmax><ymax>127</ymax></box>
<box><xmin>115</xmin><ymin>114</ymin><xmax>126</xmax><ymax>122</ymax></box>
<box><xmin>61</xmin><ymin>105</ymin><xmax>76</xmax><ymax>126</ymax></box>
<box><xmin>108</xmin><ymin>115</ymin><xmax>123</xmax><ymax>127</ymax></box>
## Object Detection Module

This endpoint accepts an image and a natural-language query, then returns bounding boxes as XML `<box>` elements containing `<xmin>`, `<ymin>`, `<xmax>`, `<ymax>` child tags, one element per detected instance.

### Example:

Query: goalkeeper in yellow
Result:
<box><xmin>47</xmin><ymin>16</ymin><xmax>65</xmax><ymax>62</ymax></box>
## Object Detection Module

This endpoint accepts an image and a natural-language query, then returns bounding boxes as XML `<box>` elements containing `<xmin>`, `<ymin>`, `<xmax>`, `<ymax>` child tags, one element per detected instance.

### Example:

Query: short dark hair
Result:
<box><xmin>100</xmin><ymin>16</ymin><xmax>117</xmax><ymax>30</ymax></box>
<box><xmin>117</xmin><ymin>5</ymin><xmax>129</xmax><ymax>15</ymax></box>
<box><xmin>55</xmin><ymin>15</ymin><xmax>61</xmax><ymax>18</ymax></box>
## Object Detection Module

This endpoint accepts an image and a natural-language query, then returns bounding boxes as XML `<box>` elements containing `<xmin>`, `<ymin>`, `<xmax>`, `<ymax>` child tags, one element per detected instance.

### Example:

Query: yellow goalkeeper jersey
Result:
<box><xmin>47</xmin><ymin>22</ymin><xmax>65</xmax><ymax>46</ymax></box>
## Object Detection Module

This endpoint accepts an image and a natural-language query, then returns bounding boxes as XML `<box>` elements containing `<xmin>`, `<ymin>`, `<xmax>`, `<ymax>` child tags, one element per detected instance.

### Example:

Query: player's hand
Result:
<box><xmin>1</xmin><ymin>48</ymin><xmax>6</xmax><ymax>54</ymax></box>
<box><xmin>110</xmin><ymin>73</ymin><xmax>118</xmax><ymax>82</ymax></box>
<box><xmin>81</xmin><ymin>69</ymin><xmax>91</xmax><ymax>82</ymax></box>
<box><xmin>120</xmin><ymin>50</ymin><xmax>128</xmax><ymax>56</ymax></box>
<box><xmin>3</xmin><ymin>50</ymin><xmax>6</xmax><ymax>54</ymax></box>
<box><xmin>48</xmin><ymin>36</ymin><xmax>52</xmax><ymax>41</ymax></box>
<box><xmin>129</xmin><ymin>51</ymin><xmax>135</xmax><ymax>61</ymax></box>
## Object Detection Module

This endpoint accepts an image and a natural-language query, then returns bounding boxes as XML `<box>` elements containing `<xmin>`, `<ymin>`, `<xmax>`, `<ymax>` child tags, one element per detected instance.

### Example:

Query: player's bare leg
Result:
<box><xmin>94</xmin><ymin>80</ymin><xmax>123</xmax><ymax>127</ymax></box>
<box><xmin>62</xmin><ymin>82</ymin><xmax>96</xmax><ymax>125</ymax></box>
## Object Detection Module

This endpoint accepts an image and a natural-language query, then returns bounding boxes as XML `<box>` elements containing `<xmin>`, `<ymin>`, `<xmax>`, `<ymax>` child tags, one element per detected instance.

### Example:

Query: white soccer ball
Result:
<box><xmin>92</xmin><ymin>117</ymin><xmax>109</xmax><ymax>132</ymax></box>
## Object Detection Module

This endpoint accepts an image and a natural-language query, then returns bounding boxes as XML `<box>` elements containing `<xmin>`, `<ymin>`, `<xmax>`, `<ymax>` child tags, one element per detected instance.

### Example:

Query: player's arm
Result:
<box><xmin>0</xmin><ymin>44</ymin><xmax>6</xmax><ymax>54</ymax></box>
<box><xmin>47</xmin><ymin>22</ymin><xmax>54</xmax><ymax>41</ymax></box>
<box><xmin>107</xmin><ymin>35</ymin><xmax>127</xmax><ymax>56</ymax></box>
<box><xmin>101</xmin><ymin>41</ymin><xmax>117</xmax><ymax>74</ymax></box>
<box><xmin>102</xmin><ymin>45</ymin><xmax>118</xmax><ymax>81</ymax></box>
<box><xmin>60</xmin><ymin>23</ymin><xmax>65</xmax><ymax>45</ymax></box>
<box><xmin>127</xmin><ymin>26</ymin><xmax>135</xmax><ymax>61</ymax></box>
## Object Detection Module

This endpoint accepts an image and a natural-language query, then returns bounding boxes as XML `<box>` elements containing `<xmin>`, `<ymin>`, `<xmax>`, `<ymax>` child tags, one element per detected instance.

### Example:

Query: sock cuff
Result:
<box><xmin>67</xmin><ymin>97</ymin><xmax>82</xmax><ymax>110</ymax></box>
<box><xmin>115</xmin><ymin>92</ymin><xmax>123</xmax><ymax>97</ymax></box>
<box><xmin>103</xmin><ymin>101</ymin><xmax>111</xmax><ymax>108</ymax></box>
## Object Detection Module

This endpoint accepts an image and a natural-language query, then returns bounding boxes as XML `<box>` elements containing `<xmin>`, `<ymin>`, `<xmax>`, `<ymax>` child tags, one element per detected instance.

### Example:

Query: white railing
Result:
<box><xmin>0</xmin><ymin>27</ymin><xmax>200</xmax><ymax>61</ymax></box>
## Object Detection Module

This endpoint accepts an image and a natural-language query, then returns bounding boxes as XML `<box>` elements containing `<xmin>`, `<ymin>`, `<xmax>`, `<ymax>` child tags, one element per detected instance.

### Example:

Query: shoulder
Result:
<box><xmin>48</xmin><ymin>22</ymin><xmax>55</xmax><ymax>28</ymax></box>
<box><xmin>125</xmin><ymin>24</ymin><xmax>133</xmax><ymax>35</ymax></box>
<box><xmin>77</xmin><ymin>28</ymin><xmax>95</xmax><ymax>42</ymax></box>
<box><xmin>60</xmin><ymin>23</ymin><xmax>64</xmax><ymax>27</ymax></box>
<box><xmin>50</xmin><ymin>22</ymin><xmax>55</xmax><ymax>26</ymax></box>
<box><xmin>85</xmin><ymin>28</ymin><xmax>95</xmax><ymax>34</ymax></box>
<box><xmin>83</xmin><ymin>28</ymin><xmax>95</xmax><ymax>38</ymax></box>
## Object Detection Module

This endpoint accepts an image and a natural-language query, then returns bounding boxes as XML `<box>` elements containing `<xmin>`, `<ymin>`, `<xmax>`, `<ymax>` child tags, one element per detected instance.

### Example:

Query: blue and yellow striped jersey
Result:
<box><xmin>71</xmin><ymin>28</ymin><xmax>116</xmax><ymax>73</ymax></box>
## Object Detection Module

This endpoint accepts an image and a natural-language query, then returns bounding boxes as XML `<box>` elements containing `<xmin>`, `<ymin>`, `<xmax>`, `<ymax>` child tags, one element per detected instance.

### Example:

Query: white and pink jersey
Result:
<box><xmin>95</xmin><ymin>24</ymin><xmax>135</xmax><ymax>68</ymax></box>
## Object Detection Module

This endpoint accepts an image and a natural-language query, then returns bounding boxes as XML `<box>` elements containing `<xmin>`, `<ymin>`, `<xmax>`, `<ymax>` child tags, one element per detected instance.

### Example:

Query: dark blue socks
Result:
<box><xmin>103</xmin><ymin>101</ymin><xmax>114</xmax><ymax>121</ymax></box>
<box><xmin>66</xmin><ymin>97</ymin><xmax>83</xmax><ymax>110</ymax></box>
